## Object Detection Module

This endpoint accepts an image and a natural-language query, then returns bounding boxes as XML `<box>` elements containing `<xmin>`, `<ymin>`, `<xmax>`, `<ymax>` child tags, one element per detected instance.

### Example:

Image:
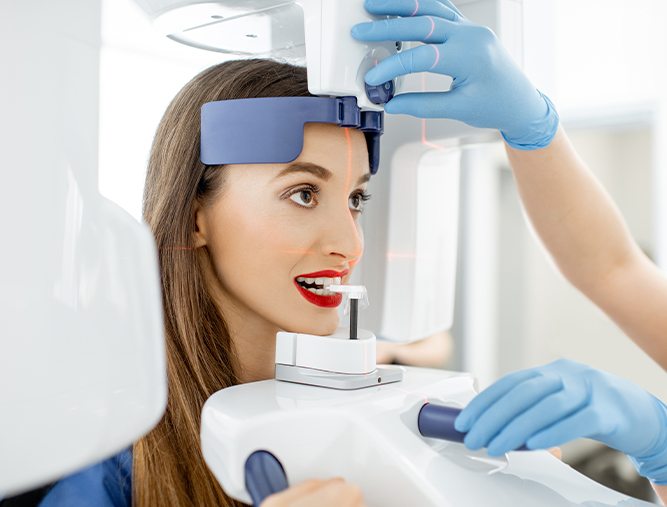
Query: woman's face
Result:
<box><xmin>196</xmin><ymin>123</ymin><xmax>370</xmax><ymax>338</ymax></box>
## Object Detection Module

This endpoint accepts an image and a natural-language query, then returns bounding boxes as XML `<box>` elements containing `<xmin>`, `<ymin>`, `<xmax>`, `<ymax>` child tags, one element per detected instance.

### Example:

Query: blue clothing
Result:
<box><xmin>39</xmin><ymin>449</ymin><xmax>132</xmax><ymax>507</ymax></box>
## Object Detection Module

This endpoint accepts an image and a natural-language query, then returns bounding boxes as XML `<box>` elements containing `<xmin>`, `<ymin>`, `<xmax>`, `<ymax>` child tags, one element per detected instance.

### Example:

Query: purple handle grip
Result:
<box><xmin>417</xmin><ymin>403</ymin><xmax>529</xmax><ymax>451</ymax></box>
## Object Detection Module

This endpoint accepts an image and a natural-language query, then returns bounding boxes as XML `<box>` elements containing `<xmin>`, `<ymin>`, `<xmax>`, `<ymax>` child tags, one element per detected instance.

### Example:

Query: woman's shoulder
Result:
<box><xmin>38</xmin><ymin>448</ymin><xmax>132</xmax><ymax>507</ymax></box>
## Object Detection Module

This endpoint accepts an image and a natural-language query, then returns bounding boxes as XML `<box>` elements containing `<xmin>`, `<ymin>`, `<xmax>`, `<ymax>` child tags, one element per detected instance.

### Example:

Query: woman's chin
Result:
<box><xmin>283</xmin><ymin>317</ymin><xmax>339</xmax><ymax>336</ymax></box>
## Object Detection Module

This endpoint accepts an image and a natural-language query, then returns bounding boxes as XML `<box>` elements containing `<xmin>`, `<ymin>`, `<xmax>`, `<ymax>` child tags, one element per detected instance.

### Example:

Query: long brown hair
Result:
<box><xmin>137</xmin><ymin>59</ymin><xmax>312</xmax><ymax>506</ymax></box>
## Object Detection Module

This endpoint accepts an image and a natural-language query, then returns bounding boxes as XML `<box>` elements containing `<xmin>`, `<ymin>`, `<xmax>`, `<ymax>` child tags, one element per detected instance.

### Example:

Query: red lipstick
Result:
<box><xmin>294</xmin><ymin>282</ymin><xmax>342</xmax><ymax>308</ymax></box>
<box><xmin>293</xmin><ymin>269</ymin><xmax>349</xmax><ymax>308</ymax></box>
<box><xmin>297</xmin><ymin>269</ymin><xmax>349</xmax><ymax>278</ymax></box>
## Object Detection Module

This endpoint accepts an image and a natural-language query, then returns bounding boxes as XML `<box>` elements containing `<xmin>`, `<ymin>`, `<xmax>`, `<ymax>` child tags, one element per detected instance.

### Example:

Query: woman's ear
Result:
<box><xmin>193</xmin><ymin>203</ymin><xmax>208</xmax><ymax>248</ymax></box>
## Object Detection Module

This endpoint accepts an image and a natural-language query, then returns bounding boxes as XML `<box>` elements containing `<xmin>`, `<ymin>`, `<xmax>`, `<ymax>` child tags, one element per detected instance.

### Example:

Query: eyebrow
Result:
<box><xmin>274</xmin><ymin>162</ymin><xmax>371</xmax><ymax>186</ymax></box>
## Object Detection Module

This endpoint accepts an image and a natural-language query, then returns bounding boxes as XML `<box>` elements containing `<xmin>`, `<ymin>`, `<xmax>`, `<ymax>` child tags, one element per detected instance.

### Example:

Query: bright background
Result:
<box><xmin>99</xmin><ymin>0</ymin><xmax>667</xmax><ymax>499</ymax></box>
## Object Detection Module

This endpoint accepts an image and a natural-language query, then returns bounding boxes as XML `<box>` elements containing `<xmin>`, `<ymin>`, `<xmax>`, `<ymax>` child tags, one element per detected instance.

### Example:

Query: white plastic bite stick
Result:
<box><xmin>326</xmin><ymin>285</ymin><xmax>367</xmax><ymax>340</ymax></box>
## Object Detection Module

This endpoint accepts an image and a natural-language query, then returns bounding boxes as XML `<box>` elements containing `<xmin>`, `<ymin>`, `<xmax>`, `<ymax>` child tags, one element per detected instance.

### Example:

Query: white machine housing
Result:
<box><xmin>0</xmin><ymin>0</ymin><xmax>167</xmax><ymax>497</ymax></box>
<box><xmin>134</xmin><ymin>0</ymin><xmax>398</xmax><ymax>110</ymax></box>
<box><xmin>276</xmin><ymin>328</ymin><xmax>377</xmax><ymax>375</ymax></box>
<box><xmin>201</xmin><ymin>365</ymin><xmax>654</xmax><ymax>507</ymax></box>
<box><xmin>274</xmin><ymin>327</ymin><xmax>404</xmax><ymax>389</ymax></box>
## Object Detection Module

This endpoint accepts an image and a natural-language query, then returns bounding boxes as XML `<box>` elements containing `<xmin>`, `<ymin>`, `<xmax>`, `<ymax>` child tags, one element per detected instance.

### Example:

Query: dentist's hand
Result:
<box><xmin>454</xmin><ymin>359</ymin><xmax>667</xmax><ymax>485</ymax></box>
<box><xmin>351</xmin><ymin>0</ymin><xmax>559</xmax><ymax>150</ymax></box>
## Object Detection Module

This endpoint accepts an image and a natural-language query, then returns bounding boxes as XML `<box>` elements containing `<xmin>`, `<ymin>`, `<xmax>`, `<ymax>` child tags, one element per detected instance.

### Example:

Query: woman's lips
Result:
<box><xmin>294</xmin><ymin>281</ymin><xmax>342</xmax><ymax>308</ymax></box>
<box><xmin>296</xmin><ymin>269</ymin><xmax>349</xmax><ymax>278</ymax></box>
<box><xmin>293</xmin><ymin>269</ymin><xmax>348</xmax><ymax>308</ymax></box>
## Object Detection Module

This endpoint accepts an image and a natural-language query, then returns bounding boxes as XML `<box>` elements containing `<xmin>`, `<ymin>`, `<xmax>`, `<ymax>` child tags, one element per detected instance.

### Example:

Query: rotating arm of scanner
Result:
<box><xmin>351</xmin><ymin>0</ymin><xmax>558</xmax><ymax>150</ymax></box>
<box><xmin>455</xmin><ymin>359</ymin><xmax>667</xmax><ymax>486</ymax></box>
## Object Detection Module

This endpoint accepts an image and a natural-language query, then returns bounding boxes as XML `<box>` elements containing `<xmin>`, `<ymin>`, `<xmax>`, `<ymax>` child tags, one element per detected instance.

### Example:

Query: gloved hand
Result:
<box><xmin>454</xmin><ymin>359</ymin><xmax>667</xmax><ymax>485</ymax></box>
<box><xmin>351</xmin><ymin>0</ymin><xmax>559</xmax><ymax>150</ymax></box>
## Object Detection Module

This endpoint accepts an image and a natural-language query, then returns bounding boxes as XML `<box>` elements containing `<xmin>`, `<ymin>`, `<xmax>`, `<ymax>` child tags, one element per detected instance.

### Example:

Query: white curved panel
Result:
<box><xmin>0</xmin><ymin>0</ymin><xmax>167</xmax><ymax>496</ymax></box>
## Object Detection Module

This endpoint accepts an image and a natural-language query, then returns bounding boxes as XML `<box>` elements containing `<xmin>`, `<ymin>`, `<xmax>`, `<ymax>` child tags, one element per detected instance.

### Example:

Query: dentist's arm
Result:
<box><xmin>505</xmin><ymin>129</ymin><xmax>667</xmax><ymax>370</ymax></box>
<box><xmin>352</xmin><ymin>0</ymin><xmax>667</xmax><ymax>369</ymax></box>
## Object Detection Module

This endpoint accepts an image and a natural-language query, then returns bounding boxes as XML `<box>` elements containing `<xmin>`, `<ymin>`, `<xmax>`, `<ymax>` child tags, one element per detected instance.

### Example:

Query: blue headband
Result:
<box><xmin>200</xmin><ymin>96</ymin><xmax>383</xmax><ymax>174</ymax></box>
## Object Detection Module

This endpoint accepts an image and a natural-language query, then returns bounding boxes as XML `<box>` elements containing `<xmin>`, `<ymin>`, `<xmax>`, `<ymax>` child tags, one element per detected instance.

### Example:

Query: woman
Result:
<box><xmin>351</xmin><ymin>0</ymin><xmax>667</xmax><ymax>503</ymax></box>
<box><xmin>36</xmin><ymin>60</ymin><xmax>368</xmax><ymax>506</ymax></box>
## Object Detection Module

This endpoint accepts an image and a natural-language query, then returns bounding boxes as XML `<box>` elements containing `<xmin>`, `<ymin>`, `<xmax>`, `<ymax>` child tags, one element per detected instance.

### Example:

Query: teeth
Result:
<box><xmin>296</xmin><ymin>275</ymin><xmax>345</xmax><ymax>296</ymax></box>
<box><xmin>305</xmin><ymin>286</ymin><xmax>336</xmax><ymax>296</ymax></box>
<box><xmin>296</xmin><ymin>275</ymin><xmax>343</xmax><ymax>286</ymax></box>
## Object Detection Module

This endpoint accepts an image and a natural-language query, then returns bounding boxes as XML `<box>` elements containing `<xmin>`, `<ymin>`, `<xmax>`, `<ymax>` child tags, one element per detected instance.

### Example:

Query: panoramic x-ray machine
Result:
<box><xmin>0</xmin><ymin>0</ymin><xmax>655</xmax><ymax>505</ymax></box>
<box><xmin>134</xmin><ymin>1</ymin><xmax>655</xmax><ymax>506</ymax></box>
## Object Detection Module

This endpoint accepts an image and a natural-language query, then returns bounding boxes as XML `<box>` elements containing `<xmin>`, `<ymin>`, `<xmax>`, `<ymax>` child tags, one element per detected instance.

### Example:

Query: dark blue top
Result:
<box><xmin>39</xmin><ymin>449</ymin><xmax>132</xmax><ymax>507</ymax></box>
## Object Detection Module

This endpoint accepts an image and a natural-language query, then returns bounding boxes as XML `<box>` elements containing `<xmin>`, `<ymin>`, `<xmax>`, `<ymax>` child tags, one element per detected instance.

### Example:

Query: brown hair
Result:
<box><xmin>137</xmin><ymin>59</ymin><xmax>313</xmax><ymax>506</ymax></box>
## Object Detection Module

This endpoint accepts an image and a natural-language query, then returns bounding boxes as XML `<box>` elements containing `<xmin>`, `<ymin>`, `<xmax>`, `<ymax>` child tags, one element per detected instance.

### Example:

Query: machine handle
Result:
<box><xmin>245</xmin><ymin>450</ymin><xmax>289</xmax><ymax>507</ymax></box>
<box><xmin>417</xmin><ymin>403</ymin><xmax>528</xmax><ymax>450</ymax></box>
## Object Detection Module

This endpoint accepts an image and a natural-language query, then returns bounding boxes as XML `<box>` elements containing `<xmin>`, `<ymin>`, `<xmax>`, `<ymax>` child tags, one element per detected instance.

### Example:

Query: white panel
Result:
<box><xmin>201</xmin><ymin>367</ymin><xmax>652</xmax><ymax>506</ymax></box>
<box><xmin>382</xmin><ymin>148</ymin><xmax>461</xmax><ymax>341</ymax></box>
<box><xmin>0</xmin><ymin>0</ymin><xmax>167</xmax><ymax>495</ymax></box>
<box><xmin>460</xmin><ymin>146</ymin><xmax>500</xmax><ymax>387</ymax></box>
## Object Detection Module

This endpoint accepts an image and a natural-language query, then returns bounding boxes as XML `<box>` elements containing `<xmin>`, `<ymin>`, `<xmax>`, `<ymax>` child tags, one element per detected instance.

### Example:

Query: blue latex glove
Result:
<box><xmin>351</xmin><ymin>0</ymin><xmax>559</xmax><ymax>150</ymax></box>
<box><xmin>454</xmin><ymin>359</ymin><xmax>667</xmax><ymax>485</ymax></box>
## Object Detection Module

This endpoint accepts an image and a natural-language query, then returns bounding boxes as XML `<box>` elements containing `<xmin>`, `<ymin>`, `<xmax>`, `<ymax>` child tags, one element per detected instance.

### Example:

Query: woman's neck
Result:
<box><xmin>222</xmin><ymin>302</ymin><xmax>279</xmax><ymax>384</ymax></box>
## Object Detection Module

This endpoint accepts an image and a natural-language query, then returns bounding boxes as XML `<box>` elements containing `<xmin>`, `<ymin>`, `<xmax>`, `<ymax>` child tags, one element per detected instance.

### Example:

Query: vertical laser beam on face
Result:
<box><xmin>344</xmin><ymin>128</ymin><xmax>363</xmax><ymax>259</ymax></box>
<box><xmin>344</xmin><ymin>127</ymin><xmax>353</xmax><ymax>190</ymax></box>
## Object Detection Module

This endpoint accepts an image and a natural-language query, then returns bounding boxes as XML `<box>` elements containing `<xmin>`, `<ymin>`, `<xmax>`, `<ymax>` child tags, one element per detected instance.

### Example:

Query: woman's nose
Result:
<box><xmin>319</xmin><ymin>206</ymin><xmax>364</xmax><ymax>261</ymax></box>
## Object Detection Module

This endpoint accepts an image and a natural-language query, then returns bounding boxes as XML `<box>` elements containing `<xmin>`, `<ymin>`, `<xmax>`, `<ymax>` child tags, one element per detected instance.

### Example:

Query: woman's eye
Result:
<box><xmin>349</xmin><ymin>191</ymin><xmax>371</xmax><ymax>213</ymax></box>
<box><xmin>289</xmin><ymin>188</ymin><xmax>317</xmax><ymax>208</ymax></box>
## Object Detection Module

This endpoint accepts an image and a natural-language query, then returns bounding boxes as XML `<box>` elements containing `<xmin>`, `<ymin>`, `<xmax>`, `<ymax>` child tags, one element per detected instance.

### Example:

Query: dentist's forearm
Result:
<box><xmin>655</xmin><ymin>484</ymin><xmax>667</xmax><ymax>505</ymax></box>
<box><xmin>504</xmin><ymin>127</ymin><xmax>639</xmax><ymax>287</ymax></box>
<box><xmin>504</xmin><ymin>127</ymin><xmax>667</xmax><ymax>369</ymax></box>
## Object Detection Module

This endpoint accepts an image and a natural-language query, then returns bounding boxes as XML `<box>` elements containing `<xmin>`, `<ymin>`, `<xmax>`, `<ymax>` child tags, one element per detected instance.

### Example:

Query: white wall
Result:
<box><xmin>523</xmin><ymin>0</ymin><xmax>667</xmax><ymax>266</ymax></box>
<box><xmin>98</xmin><ymin>0</ymin><xmax>230</xmax><ymax>220</ymax></box>
<box><xmin>523</xmin><ymin>0</ymin><xmax>667</xmax><ymax>111</ymax></box>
